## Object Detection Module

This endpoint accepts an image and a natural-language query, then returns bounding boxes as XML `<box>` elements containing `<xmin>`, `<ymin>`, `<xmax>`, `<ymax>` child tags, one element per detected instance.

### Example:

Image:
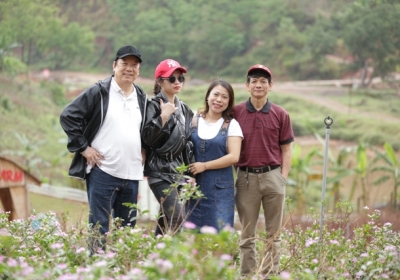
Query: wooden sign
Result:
<box><xmin>0</xmin><ymin>156</ymin><xmax>41</xmax><ymax>220</ymax></box>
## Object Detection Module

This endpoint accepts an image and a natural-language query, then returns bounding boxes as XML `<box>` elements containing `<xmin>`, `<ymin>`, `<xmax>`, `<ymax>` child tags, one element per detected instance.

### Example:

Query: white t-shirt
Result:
<box><xmin>90</xmin><ymin>78</ymin><xmax>143</xmax><ymax>180</ymax></box>
<box><xmin>197</xmin><ymin>117</ymin><xmax>243</xmax><ymax>140</ymax></box>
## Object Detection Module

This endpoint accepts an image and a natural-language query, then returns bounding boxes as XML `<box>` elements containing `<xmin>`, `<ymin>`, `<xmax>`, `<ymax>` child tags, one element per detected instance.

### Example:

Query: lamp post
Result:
<box><xmin>320</xmin><ymin>116</ymin><xmax>333</xmax><ymax>235</ymax></box>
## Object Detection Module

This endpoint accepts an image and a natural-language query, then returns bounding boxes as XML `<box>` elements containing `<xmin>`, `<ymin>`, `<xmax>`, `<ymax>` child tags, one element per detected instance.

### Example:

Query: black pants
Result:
<box><xmin>150</xmin><ymin>181</ymin><xmax>185</xmax><ymax>236</ymax></box>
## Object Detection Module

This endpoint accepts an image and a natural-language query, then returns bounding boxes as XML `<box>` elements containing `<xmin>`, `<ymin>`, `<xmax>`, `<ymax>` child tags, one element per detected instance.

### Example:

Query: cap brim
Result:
<box><xmin>160</xmin><ymin>66</ymin><xmax>187</xmax><ymax>78</ymax></box>
<box><xmin>116</xmin><ymin>53</ymin><xmax>142</xmax><ymax>63</ymax></box>
<box><xmin>247</xmin><ymin>68</ymin><xmax>271</xmax><ymax>77</ymax></box>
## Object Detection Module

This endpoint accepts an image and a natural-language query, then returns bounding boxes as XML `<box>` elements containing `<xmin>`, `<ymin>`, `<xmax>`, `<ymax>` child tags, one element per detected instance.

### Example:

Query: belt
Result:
<box><xmin>239</xmin><ymin>165</ymin><xmax>280</xmax><ymax>174</ymax></box>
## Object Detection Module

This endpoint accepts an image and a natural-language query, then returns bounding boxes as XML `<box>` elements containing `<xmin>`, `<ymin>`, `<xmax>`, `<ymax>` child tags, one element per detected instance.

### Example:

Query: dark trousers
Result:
<box><xmin>150</xmin><ymin>181</ymin><xmax>185</xmax><ymax>236</ymax></box>
<box><xmin>86</xmin><ymin>166</ymin><xmax>138</xmax><ymax>253</ymax></box>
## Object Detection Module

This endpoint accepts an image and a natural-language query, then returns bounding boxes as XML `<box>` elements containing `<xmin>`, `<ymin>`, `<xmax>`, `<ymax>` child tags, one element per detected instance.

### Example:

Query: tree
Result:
<box><xmin>0</xmin><ymin>0</ymin><xmax>94</xmax><ymax>69</ymax></box>
<box><xmin>38</xmin><ymin>20</ymin><xmax>94</xmax><ymax>69</ymax></box>
<box><xmin>338</xmin><ymin>0</ymin><xmax>400</xmax><ymax>86</ymax></box>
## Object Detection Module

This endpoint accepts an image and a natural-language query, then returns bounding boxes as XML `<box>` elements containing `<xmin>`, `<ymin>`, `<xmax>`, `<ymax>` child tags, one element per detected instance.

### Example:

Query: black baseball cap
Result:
<box><xmin>114</xmin><ymin>45</ymin><xmax>142</xmax><ymax>63</ymax></box>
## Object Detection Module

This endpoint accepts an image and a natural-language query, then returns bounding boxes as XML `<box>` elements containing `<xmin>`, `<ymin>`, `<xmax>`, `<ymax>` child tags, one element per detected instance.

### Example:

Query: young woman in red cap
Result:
<box><xmin>141</xmin><ymin>59</ymin><xmax>194</xmax><ymax>236</ymax></box>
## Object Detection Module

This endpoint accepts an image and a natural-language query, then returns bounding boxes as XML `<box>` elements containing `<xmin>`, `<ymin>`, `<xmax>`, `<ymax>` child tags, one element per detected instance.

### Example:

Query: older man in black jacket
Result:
<box><xmin>60</xmin><ymin>45</ymin><xmax>147</xmax><ymax>253</ymax></box>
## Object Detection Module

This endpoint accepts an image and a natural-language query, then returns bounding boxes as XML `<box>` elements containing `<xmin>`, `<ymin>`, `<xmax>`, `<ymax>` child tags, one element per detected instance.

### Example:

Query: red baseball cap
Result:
<box><xmin>155</xmin><ymin>59</ymin><xmax>187</xmax><ymax>78</ymax></box>
<box><xmin>247</xmin><ymin>64</ymin><xmax>272</xmax><ymax>78</ymax></box>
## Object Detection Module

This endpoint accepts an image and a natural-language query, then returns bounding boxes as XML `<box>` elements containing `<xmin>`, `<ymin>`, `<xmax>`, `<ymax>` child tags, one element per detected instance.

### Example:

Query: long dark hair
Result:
<box><xmin>199</xmin><ymin>79</ymin><xmax>235</xmax><ymax>122</ymax></box>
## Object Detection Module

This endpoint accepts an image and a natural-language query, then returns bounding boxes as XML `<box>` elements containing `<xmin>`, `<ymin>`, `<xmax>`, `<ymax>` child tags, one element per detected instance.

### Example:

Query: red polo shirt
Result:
<box><xmin>233</xmin><ymin>98</ymin><xmax>294</xmax><ymax>167</ymax></box>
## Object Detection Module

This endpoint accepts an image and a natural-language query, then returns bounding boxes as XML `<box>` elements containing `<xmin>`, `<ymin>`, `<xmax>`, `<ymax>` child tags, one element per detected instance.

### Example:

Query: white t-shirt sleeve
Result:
<box><xmin>227</xmin><ymin>118</ymin><xmax>243</xmax><ymax>138</ymax></box>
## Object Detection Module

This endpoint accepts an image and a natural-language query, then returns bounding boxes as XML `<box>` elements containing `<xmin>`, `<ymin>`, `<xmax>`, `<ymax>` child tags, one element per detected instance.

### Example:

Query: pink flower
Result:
<box><xmin>106</xmin><ymin>252</ymin><xmax>116</xmax><ymax>258</ymax></box>
<box><xmin>200</xmin><ymin>226</ymin><xmax>217</xmax><ymax>234</ymax></box>
<box><xmin>0</xmin><ymin>228</ymin><xmax>10</xmax><ymax>236</ymax></box>
<box><xmin>305</xmin><ymin>238</ymin><xmax>316</xmax><ymax>247</ymax></box>
<box><xmin>7</xmin><ymin>258</ymin><xmax>17</xmax><ymax>267</ymax></box>
<box><xmin>76</xmin><ymin>247</ymin><xmax>86</xmax><ymax>254</ymax></box>
<box><xmin>94</xmin><ymin>260</ymin><xmax>107</xmax><ymax>267</ymax></box>
<box><xmin>130</xmin><ymin>268</ymin><xmax>143</xmax><ymax>275</ymax></box>
<box><xmin>58</xmin><ymin>263</ymin><xmax>68</xmax><ymax>269</ymax></box>
<box><xmin>183</xmin><ymin>221</ymin><xmax>196</xmax><ymax>229</ymax></box>
<box><xmin>155</xmin><ymin>259</ymin><xmax>173</xmax><ymax>273</ymax></box>
<box><xmin>51</xmin><ymin>243</ymin><xmax>63</xmax><ymax>249</ymax></box>
<box><xmin>280</xmin><ymin>271</ymin><xmax>291</xmax><ymax>279</ymax></box>
<box><xmin>220</xmin><ymin>254</ymin><xmax>232</xmax><ymax>261</ymax></box>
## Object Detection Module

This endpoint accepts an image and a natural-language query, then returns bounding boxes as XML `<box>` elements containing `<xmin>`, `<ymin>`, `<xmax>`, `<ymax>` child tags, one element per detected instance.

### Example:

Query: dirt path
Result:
<box><xmin>273</xmin><ymin>83</ymin><xmax>399</xmax><ymax>123</ymax></box>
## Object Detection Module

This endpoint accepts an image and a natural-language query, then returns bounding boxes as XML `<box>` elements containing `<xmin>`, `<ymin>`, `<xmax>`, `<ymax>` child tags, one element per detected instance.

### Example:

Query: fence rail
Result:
<box><xmin>27</xmin><ymin>179</ymin><xmax>159</xmax><ymax>218</ymax></box>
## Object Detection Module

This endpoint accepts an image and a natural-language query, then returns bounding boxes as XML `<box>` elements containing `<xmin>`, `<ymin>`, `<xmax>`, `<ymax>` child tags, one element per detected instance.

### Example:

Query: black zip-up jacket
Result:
<box><xmin>142</xmin><ymin>92</ymin><xmax>194</xmax><ymax>184</ymax></box>
<box><xmin>60</xmin><ymin>76</ymin><xmax>148</xmax><ymax>179</ymax></box>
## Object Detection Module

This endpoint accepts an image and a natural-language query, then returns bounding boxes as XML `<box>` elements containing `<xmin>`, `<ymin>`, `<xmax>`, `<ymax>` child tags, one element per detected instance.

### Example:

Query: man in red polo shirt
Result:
<box><xmin>234</xmin><ymin>64</ymin><xmax>294</xmax><ymax>279</ymax></box>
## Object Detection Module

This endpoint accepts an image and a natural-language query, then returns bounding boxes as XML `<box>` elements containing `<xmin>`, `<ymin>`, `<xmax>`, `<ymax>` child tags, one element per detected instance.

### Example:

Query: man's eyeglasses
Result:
<box><xmin>161</xmin><ymin>75</ymin><xmax>185</xmax><ymax>83</ymax></box>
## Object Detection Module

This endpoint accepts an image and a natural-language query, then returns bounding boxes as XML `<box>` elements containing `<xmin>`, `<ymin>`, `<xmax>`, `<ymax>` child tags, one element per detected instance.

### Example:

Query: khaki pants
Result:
<box><xmin>235</xmin><ymin>168</ymin><xmax>286</xmax><ymax>276</ymax></box>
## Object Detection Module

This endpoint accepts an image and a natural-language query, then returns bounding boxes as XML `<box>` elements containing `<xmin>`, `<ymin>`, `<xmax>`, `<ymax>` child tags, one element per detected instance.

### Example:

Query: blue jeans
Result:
<box><xmin>86</xmin><ymin>166</ymin><xmax>139</xmax><ymax>236</ymax></box>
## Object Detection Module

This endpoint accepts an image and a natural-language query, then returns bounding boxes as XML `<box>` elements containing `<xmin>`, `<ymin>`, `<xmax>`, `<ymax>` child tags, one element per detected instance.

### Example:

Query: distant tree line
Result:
<box><xmin>0</xmin><ymin>0</ymin><xmax>399</xmax><ymax>82</ymax></box>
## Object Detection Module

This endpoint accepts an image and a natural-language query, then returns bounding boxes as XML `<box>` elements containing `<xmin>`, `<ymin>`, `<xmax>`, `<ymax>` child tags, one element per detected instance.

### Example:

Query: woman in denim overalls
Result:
<box><xmin>187</xmin><ymin>80</ymin><xmax>243</xmax><ymax>231</ymax></box>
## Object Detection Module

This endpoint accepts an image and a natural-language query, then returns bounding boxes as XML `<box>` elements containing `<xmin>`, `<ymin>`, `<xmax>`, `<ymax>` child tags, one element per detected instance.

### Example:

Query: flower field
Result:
<box><xmin>1</xmin><ymin>202</ymin><xmax>399</xmax><ymax>279</ymax></box>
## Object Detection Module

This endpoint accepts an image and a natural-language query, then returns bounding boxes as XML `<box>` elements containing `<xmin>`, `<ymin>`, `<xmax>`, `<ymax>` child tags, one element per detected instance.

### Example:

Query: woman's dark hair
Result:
<box><xmin>246</xmin><ymin>69</ymin><xmax>272</xmax><ymax>84</ymax></box>
<box><xmin>199</xmin><ymin>79</ymin><xmax>235</xmax><ymax>122</ymax></box>
<box><xmin>152</xmin><ymin>78</ymin><xmax>162</xmax><ymax>95</ymax></box>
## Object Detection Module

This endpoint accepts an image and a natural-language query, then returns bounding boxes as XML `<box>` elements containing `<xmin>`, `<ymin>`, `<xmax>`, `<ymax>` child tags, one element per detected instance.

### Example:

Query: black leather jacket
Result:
<box><xmin>142</xmin><ymin>92</ymin><xmax>194</xmax><ymax>184</ymax></box>
<box><xmin>60</xmin><ymin>76</ymin><xmax>147</xmax><ymax>179</ymax></box>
